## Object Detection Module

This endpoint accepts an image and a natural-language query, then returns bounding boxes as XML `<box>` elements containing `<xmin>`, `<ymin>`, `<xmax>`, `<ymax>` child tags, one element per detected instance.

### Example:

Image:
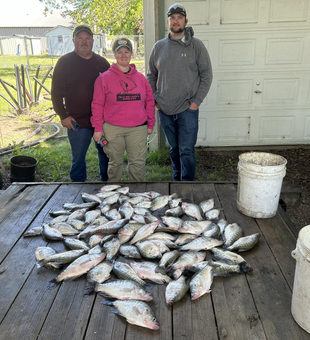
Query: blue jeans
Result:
<box><xmin>67</xmin><ymin>128</ymin><xmax>109</xmax><ymax>182</ymax></box>
<box><xmin>158</xmin><ymin>108</ymin><xmax>199</xmax><ymax>181</ymax></box>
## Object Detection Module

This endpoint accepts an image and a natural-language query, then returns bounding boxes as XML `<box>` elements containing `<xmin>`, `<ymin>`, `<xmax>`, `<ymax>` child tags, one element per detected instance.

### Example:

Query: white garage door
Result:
<box><xmin>164</xmin><ymin>0</ymin><xmax>310</xmax><ymax>146</ymax></box>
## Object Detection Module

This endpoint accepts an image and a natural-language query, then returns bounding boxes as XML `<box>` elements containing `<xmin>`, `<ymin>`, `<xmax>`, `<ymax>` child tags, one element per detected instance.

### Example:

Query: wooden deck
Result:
<box><xmin>0</xmin><ymin>182</ymin><xmax>309</xmax><ymax>340</ymax></box>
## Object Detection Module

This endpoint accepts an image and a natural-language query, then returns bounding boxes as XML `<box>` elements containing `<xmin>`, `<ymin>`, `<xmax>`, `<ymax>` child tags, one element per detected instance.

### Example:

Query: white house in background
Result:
<box><xmin>45</xmin><ymin>26</ymin><xmax>107</xmax><ymax>56</ymax></box>
<box><xmin>143</xmin><ymin>0</ymin><xmax>310</xmax><ymax>148</ymax></box>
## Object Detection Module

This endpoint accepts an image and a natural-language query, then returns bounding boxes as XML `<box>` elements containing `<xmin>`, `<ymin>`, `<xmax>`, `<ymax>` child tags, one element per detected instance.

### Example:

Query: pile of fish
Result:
<box><xmin>25</xmin><ymin>184</ymin><xmax>260</xmax><ymax>331</ymax></box>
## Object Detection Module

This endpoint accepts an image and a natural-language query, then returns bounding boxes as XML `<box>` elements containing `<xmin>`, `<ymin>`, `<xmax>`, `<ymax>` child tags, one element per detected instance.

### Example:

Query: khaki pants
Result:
<box><xmin>103</xmin><ymin>123</ymin><xmax>148</xmax><ymax>182</ymax></box>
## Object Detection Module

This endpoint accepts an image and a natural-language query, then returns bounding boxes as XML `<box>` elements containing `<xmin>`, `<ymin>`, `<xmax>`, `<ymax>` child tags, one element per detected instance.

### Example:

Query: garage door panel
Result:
<box><xmin>221</xmin><ymin>0</ymin><xmax>259</xmax><ymax>24</ymax></box>
<box><xmin>262</xmin><ymin>79</ymin><xmax>299</xmax><ymax>104</ymax></box>
<box><xmin>219</xmin><ymin>39</ymin><xmax>256</xmax><ymax>65</ymax></box>
<box><xmin>304</xmin><ymin>116</ymin><xmax>310</xmax><ymax>139</ymax></box>
<box><xmin>269</xmin><ymin>0</ymin><xmax>308</xmax><ymax>23</ymax></box>
<box><xmin>216</xmin><ymin>116</ymin><xmax>251</xmax><ymax>141</ymax></box>
<box><xmin>266</xmin><ymin>38</ymin><xmax>304</xmax><ymax>65</ymax></box>
<box><xmin>259</xmin><ymin>116</ymin><xmax>295</xmax><ymax>141</ymax></box>
<box><xmin>217</xmin><ymin>80</ymin><xmax>254</xmax><ymax>105</ymax></box>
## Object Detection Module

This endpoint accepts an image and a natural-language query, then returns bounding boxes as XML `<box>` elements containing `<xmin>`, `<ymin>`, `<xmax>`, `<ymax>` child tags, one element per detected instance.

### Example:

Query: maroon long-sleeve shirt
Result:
<box><xmin>51</xmin><ymin>51</ymin><xmax>110</xmax><ymax>128</ymax></box>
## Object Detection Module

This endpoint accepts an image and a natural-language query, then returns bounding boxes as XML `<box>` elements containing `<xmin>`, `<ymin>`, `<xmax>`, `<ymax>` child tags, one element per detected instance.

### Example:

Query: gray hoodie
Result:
<box><xmin>147</xmin><ymin>26</ymin><xmax>213</xmax><ymax>115</ymax></box>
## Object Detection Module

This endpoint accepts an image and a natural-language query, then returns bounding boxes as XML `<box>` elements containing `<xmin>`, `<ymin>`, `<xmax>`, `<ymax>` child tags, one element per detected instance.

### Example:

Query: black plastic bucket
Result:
<box><xmin>10</xmin><ymin>155</ymin><xmax>38</xmax><ymax>183</ymax></box>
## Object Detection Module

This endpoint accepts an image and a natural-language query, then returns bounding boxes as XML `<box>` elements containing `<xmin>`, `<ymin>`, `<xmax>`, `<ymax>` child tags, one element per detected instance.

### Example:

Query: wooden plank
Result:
<box><xmin>169</xmin><ymin>183</ymin><xmax>218</xmax><ymax>340</ymax></box>
<box><xmin>215</xmin><ymin>184</ymin><xmax>310</xmax><ymax>339</ymax></box>
<box><xmin>0</xmin><ymin>184</ymin><xmax>84</xmax><ymax>337</ymax></box>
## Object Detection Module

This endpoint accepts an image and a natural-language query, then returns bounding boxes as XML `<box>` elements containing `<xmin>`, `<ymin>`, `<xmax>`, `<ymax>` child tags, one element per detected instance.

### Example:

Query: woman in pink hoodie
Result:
<box><xmin>91</xmin><ymin>37</ymin><xmax>155</xmax><ymax>182</ymax></box>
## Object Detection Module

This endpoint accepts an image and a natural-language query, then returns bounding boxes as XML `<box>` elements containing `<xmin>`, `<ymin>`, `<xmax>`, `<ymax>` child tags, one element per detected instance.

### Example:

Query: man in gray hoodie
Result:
<box><xmin>147</xmin><ymin>3</ymin><xmax>213</xmax><ymax>181</ymax></box>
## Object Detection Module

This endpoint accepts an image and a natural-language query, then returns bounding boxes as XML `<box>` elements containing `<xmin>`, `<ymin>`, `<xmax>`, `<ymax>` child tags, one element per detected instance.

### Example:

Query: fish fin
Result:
<box><xmin>47</xmin><ymin>278</ymin><xmax>60</xmax><ymax>290</ymax></box>
<box><xmin>155</xmin><ymin>266</ymin><xmax>167</xmax><ymax>275</ymax></box>
<box><xmin>101</xmin><ymin>300</ymin><xmax>114</xmax><ymax>306</ymax></box>
<box><xmin>84</xmin><ymin>282</ymin><xmax>96</xmax><ymax>297</ymax></box>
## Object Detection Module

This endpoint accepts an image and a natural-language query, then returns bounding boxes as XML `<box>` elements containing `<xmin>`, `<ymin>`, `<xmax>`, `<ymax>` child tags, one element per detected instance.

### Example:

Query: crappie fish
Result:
<box><xmin>189</xmin><ymin>265</ymin><xmax>213</xmax><ymax>300</ymax></box>
<box><xmin>131</xmin><ymin>214</ymin><xmax>147</xmax><ymax>224</ymax></box>
<box><xmin>134</xmin><ymin>201</ymin><xmax>153</xmax><ymax>209</ymax></box>
<box><xmin>119</xmin><ymin>244</ymin><xmax>141</xmax><ymax>259</ymax></box>
<box><xmin>116</xmin><ymin>186</ymin><xmax>130</xmax><ymax>195</ymax></box>
<box><xmin>208</xmin><ymin>259</ymin><xmax>252</xmax><ymax>276</ymax></box>
<box><xmin>127</xmin><ymin>195</ymin><xmax>150</xmax><ymax>205</ymax></box>
<box><xmin>42</xmin><ymin>223</ymin><xmax>64</xmax><ymax>241</ymax></box>
<box><xmin>86</xmin><ymin>261</ymin><xmax>113</xmax><ymax>284</ymax></box>
<box><xmin>99</xmin><ymin>184</ymin><xmax>121</xmax><ymax>192</ymax></box>
<box><xmin>35</xmin><ymin>246</ymin><xmax>58</xmax><ymax>269</ymax></box>
<box><xmin>49</xmin><ymin>210</ymin><xmax>71</xmax><ymax>218</ymax></box>
<box><xmin>130</xmin><ymin>261</ymin><xmax>172</xmax><ymax>284</ymax></box>
<box><xmin>104</xmin><ymin>208</ymin><xmax>122</xmax><ymax>221</ymax></box>
<box><xmin>119</xmin><ymin>202</ymin><xmax>134</xmax><ymax>219</ymax></box>
<box><xmin>113</xmin><ymin>261</ymin><xmax>146</xmax><ymax>286</ymax></box>
<box><xmin>148</xmin><ymin>240</ymin><xmax>170</xmax><ymax>254</ymax></box>
<box><xmin>151</xmin><ymin>195</ymin><xmax>169</xmax><ymax>211</ymax></box>
<box><xmin>81</xmin><ymin>192</ymin><xmax>102</xmax><ymax>204</ymax></box>
<box><xmin>85</xmin><ymin>209</ymin><xmax>101</xmax><ymax>223</ymax></box>
<box><xmin>78</xmin><ymin>218</ymin><xmax>129</xmax><ymax>238</ymax></box>
<box><xmin>129</xmin><ymin>220</ymin><xmax>160</xmax><ymax>245</ymax></box>
<box><xmin>89</xmin><ymin>234</ymin><xmax>104</xmax><ymax>248</ymax></box>
<box><xmin>201</xmin><ymin>222</ymin><xmax>220</xmax><ymax>238</ymax></box>
<box><xmin>144</xmin><ymin>212</ymin><xmax>158</xmax><ymax>223</ymax></box>
<box><xmin>210</xmin><ymin>248</ymin><xmax>252</xmax><ymax>268</ymax></box>
<box><xmin>100</xmin><ymin>204</ymin><xmax>111</xmax><ymax>214</ymax></box>
<box><xmin>165</xmin><ymin>275</ymin><xmax>189</xmax><ymax>307</ymax></box>
<box><xmin>91</xmin><ymin>216</ymin><xmax>109</xmax><ymax>226</ymax></box>
<box><xmin>102</xmin><ymin>300</ymin><xmax>159</xmax><ymax>330</ymax></box>
<box><xmin>161</xmin><ymin>216</ymin><xmax>183</xmax><ymax>231</ymax></box>
<box><xmin>118</xmin><ymin>222</ymin><xmax>144</xmax><ymax>236</ymax></box>
<box><xmin>101</xmin><ymin>237</ymin><xmax>120</xmax><ymax>261</ymax></box>
<box><xmin>136</xmin><ymin>241</ymin><xmax>163</xmax><ymax>259</ymax></box>
<box><xmin>222</xmin><ymin>223</ymin><xmax>244</xmax><ymax>248</ymax></box>
<box><xmin>47</xmin><ymin>252</ymin><xmax>106</xmax><ymax>289</ymax></box>
<box><xmin>67</xmin><ymin>219</ymin><xmax>88</xmax><ymax>230</ymax></box>
<box><xmin>158</xmin><ymin>250</ymin><xmax>180</xmax><ymax>269</ymax></box>
<box><xmin>217</xmin><ymin>218</ymin><xmax>229</xmax><ymax>237</ymax></box>
<box><xmin>226</xmin><ymin>233</ymin><xmax>260</xmax><ymax>252</ymax></box>
<box><xmin>181</xmin><ymin>202</ymin><xmax>203</xmax><ymax>220</ymax></box>
<box><xmin>133</xmin><ymin>207</ymin><xmax>149</xmax><ymax>216</ymax></box>
<box><xmin>38</xmin><ymin>249</ymin><xmax>86</xmax><ymax>267</ymax></box>
<box><xmin>50</xmin><ymin>215</ymin><xmax>68</xmax><ymax>224</ymax></box>
<box><xmin>24</xmin><ymin>226</ymin><xmax>43</xmax><ymax>237</ymax></box>
<box><xmin>178</xmin><ymin>220</ymin><xmax>214</xmax><ymax>235</ymax></box>
<box><xmin>179</xmin><ymin>236</ymin><xmax>223</xmax><ymax>251</ymax></box>
<box><xmin>63</xmin><ymin>238</ymin><xmax>89</xmax><ymax>251</ymax></box>
<box><xmin>96</xmin><ymin>191</ymin><xmax>117</xmax><ymax>199</ymax></box>
<box><xmin>165</xmin><ymin>206</ymin><xmax>183</xmax><ymax>217</ymax></box>
<box><xmin>169</xmin><ymin>198</ymin><xmax>182</xmax><ymax>208</ymax></box>
<box><xmin>96</xmin><ymin>280</ymin><xmax>153</xmax><ymax>301</ymax></box>
<box><xmin>146</xmin><ymin>231</ymin><xmax>176</xmax><ymax>242</ymax></box>
<box><xmin>67</xmin><ymin>208</ymin><xmax>88</xmax><ymax>221</ymax></box>
<box><xmin>174</xmin><ymin>234</ymin><xmax>198</xmax><ymax>246</ymax></box>
<box><xmin>199</xmin><ymin>198</ymin><xmax>215</xmax><ymax>213</ymax></box>
<box><xmin>63</xmin><ymin>202</ymin><xmax>99</xmax><ymax>212</ymax></box>
<box><xmin>205</xmin><ymin>209</ymin><xmax>221</xmax><ymax>220</ymax></box>
<box><xmin>50</xmin><ymin>222</ymin><xmax>79</xmax><ymax>235</ymax></box>
<box><xmin>102</xmin><ymin>193</ymin><xmax>120</xmax><ymax>205</ymax></box>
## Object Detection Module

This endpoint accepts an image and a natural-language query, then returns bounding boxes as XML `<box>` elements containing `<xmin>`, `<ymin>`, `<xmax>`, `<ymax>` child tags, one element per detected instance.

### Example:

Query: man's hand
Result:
<box><xmin>93</xmin><ymin>131</ymin><xmax>103</xmax><ymax>144</ymax></box>
<box><xmin>189</xmin><ymin>103</ymin><xmax>199</xmax><ymax>110</ymax></box>
<box><xmin>155</xmin><ymin>103</ymin><xmax>161</xmax><ymax>110</ymax></box>
<box><xmin>147</xmin><ymin>128</ymin><xmax>153</xmax><ymax>135</ymax></box>
<box><xmin>61</xmin><ymin>116</ymin><xmax>76</xmax><ymax>130</ymax></box>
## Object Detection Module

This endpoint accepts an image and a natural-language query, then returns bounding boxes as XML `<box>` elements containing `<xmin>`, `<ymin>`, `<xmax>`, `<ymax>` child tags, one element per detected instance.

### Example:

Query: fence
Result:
<box><xmin>0</xmin><ymin>34</ymin><xmax>145</xmax><ymax>69</ymax></box>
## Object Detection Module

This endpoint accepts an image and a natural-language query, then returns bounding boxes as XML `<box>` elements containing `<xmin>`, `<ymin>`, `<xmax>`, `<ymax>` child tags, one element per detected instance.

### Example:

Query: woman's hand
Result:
<box><xmin>93</xmin><ymin>131</ymin><xmax>103</xmax><ymax>143</ymax></box>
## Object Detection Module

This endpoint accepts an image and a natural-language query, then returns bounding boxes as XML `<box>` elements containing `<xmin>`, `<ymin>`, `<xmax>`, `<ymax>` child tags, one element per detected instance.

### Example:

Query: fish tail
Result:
<box><xmin>239</xmin><ymin>261</ymin><xmax>253</xmax><ymax>274</ymax></box>
<box><xmin>84</xmin><ymin>282</ymin><xmax>96</xmax><ymax>297</ymax></box>
<box><xmin>101</xmin><ymin>300</ymin><xmax>114</xmax><ymax>306</ymax></box>
<box><xmin>47</xmin><ymin>278</ymin><xmax>60</xmax><ymax>290</ymax></box>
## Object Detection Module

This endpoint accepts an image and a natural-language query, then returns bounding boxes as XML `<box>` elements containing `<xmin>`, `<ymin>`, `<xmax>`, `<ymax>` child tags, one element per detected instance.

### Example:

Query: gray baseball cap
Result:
<box><xmin>167</xmin><ymin>3</ymin><xmax>187</xmax><ymax>17</ymax></box>
<box><xmin>73</xmin><ymin>25</ymin><xmax>93</xmax><ymax>37</ymax></box>
<box><xmin>112</xmin><ymin>37</ymin><xmax>133</xmax><ymax>52</ymax></box>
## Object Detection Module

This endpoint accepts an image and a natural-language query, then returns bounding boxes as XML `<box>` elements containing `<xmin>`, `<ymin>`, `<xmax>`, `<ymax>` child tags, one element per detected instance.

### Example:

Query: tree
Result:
<box><xmin>40</xmin><ymin>0</ymin><xmax>143</xmax><ymax>35</ymax></box>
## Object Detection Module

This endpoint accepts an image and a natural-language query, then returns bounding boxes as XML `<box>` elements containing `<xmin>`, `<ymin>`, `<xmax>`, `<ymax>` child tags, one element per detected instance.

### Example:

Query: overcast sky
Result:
<box><xmin>1</xmin><ymin>0</ymin><xmax>47</xmax><ymax>19</ymax></box>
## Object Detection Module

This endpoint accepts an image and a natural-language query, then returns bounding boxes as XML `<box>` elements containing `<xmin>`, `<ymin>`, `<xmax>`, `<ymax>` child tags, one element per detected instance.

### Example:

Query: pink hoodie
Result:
<box><xmin>91</xmin><ymin>63</ymin><xmax>155</xmax><ymax>131</ymax></box>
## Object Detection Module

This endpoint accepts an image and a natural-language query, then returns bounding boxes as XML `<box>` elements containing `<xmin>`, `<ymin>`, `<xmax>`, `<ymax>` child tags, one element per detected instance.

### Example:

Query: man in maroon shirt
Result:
<box><xmin>51</xmin><ymin>25</ymin><xmax>110</xmax><ymax>182</ymax></box>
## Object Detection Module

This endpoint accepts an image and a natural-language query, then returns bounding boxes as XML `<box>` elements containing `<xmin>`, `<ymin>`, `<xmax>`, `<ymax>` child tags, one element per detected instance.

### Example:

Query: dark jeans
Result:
<box><xmin>158</xmin><ymin>108</ymin><xmax>199</xmax><ymax>181</ymax></box>
<box><xmin>67</xmin><ymin>128</ymin><xmax>108</xmax><ymax>182</ymax></box>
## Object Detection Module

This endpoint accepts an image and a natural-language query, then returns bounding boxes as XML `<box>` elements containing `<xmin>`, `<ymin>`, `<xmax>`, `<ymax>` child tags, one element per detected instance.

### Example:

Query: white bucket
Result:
<box><xmin>291</xmin><ymin>225</ymin><xmax>310</xmax><ymax>333</ymax></box>
<box><xmin>237</xmin><ymin>152</ymin><xmax>287</xmax><ymax>218</ymax></box>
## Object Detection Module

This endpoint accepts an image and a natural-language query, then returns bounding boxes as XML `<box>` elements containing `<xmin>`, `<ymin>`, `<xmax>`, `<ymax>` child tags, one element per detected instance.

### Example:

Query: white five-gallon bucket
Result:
<box><xmin>237</xmin><ymin>152</ymin><xmax>287</xmax><ymax>218</ymax></box>
<box><xmin>291</xmin><ymin>225</ymin><xmax>310</xmax><ymax>333</ymax></box>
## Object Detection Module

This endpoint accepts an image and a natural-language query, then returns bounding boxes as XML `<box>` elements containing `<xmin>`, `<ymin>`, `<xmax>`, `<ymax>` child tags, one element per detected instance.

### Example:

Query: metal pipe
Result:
<box><xmin>15</xmin><ymin>65</ymin><xmax>23</xmax><ymax>109</ymax></box>
<box><xmin>25</xmin><ymin>66</ymin><xmax>34</xmax><ymax>102</ymax></box>
<box><xmin>21</xmin><ymin>64</ymin><xmax>27</xmax><ymax>108</ymax></box>
<box><xmin>33</xmin><ymin>77</ymin><xmax>51</xmax><ymax>95</ymax></box>
<box><xmin>34</xmin><ymin>65</ymin><xmax>40</xmax><ymax>103</ymax></box>
<box><xmin>36</xmin><ymin>66</ymin><xmax>53</xmax><ymax>100</ymax></box>
<box><xmin>0</xmin><ymin>37</ymin><xmax>6</xmax><ymax>67</ymax></box>
<box><xmin>0</xmin><ymin>78</ymin><xmax>20</xmax><ymax>108</ymax></box>
<box><xmin>0</xmin><ymin>93</ymin><xmax>17</xmax><ymax>110</ymax></box>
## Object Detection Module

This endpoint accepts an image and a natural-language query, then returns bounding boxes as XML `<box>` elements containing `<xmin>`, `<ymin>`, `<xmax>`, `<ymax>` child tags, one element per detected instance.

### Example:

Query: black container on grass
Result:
<box><xmin>10</xmin><ymin>155</ymin><xmax>37</xmax><ymax>183</ymax></box>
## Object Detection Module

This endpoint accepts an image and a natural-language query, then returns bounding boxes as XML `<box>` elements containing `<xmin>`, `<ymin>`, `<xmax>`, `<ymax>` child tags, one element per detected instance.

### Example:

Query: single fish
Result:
<box><xmin>102</xmin><ymin>193</ymin><xmax>121</xmax><ymax>205</ymax></box>
<box><xmin>85</xmin><ymin>209</ymin><xmax>101</xmax><ymax>223</ymax></box>
<box><xmin>165</xmin><ymin>275</ymin><xmax>189</xmax><ymax>307</ymax></box>
<box><xmin>50</xmin><ymin>215</ymin><xmax>69</xmax><ymax>224</ymax></box>
<box><xmin>127</xmin><ymin>195</ymin><xmax>150</xmax><ymax>205</ymax></box>
<box><xmin>102</xmin><ymin>300</ymin><xmax>159</xmax><ymax>330</ymax></box>
<box><xmin>161</xmin><ymin>216</ymin><xmax>184</xmax><ymax>231</ymax></box>
<box><xmin>86</xmin><ymin>261</ymin><xmax>113</xmax><ymax>284</ymax></box>
<box><xmin>178</xmin><ymin>220</ymin><xmax>214</xmax><ymax>235</ymax></box>
<box><xmin>208</xmin><ymin>259</ymin><xmax>252</xmax><ymax>275</ymax></box>
<box><xmin>130</xmin><ymin>261</ymin><xmax>172</xmax><ymax>284</ymax></box>
<box><xmin>119</xmin><ymin>244</ymin><xmax>141</xmax><ymax>259</ymax></box>
<box><xmin>144</xmin><ymin>212</ymin><xmax>159</xmax><ymax>224</ymax></box>
<box><xmin>63</xmin><ymin>238</ymin><xmax>89</xmax><ymax>251</ymax></box>
<box><xmin>78</xmin><ymin>218</ymin><xmax>129</xmax><ymax>238</ymax></box>
<box><xmin>89</xmin><ymin>234</ymin><xmax>104</xmax><ymax>248</ymax></box>
<box><xmin>96</xmin><ymin>280</ymin><xmax>153</xmax><ymax>301</ymax></box>
<box><xmin>199</xmin><ymin>198</ymin><xmax>215</xmax><ymax>214</ymax></box>
<box><xmin>134</xmin><ymin>201</ymin><xmax>153</xmax><ymax>209</ymax></box>
<box><xmin>210</xmin><ymin>248</ymin><xmax>251</xmax><ymax>267</ymax></box>
<box><xmin>189</xmin><ymin>261</ymin><xmax>209</xmax><ymax>272</ymax></box>
<box><xmin>104</xmin><ymin>208</ymin><xmax>122</xmax><ymax>221</ymax></box>
<box><xmin>49</xmin><ymin>210</ymin><xmax>71</xmax><ymax>218</ymax></box>
<box><xmin>100</xmin><ymin>204</ymin><xmax>111</xmax><ymax>214</ymax></box>
<box><xmin>205</xmin><ymin>209</ymin><xmax>221</xmax><ymax>220</ymax></box>
<box><xmin>189</xmin><ymin>265</ymin><xmax>213</xmax><ymax>300</ymax></box>
<box><xmin>151</xmin><ymin>195</ymin><xmax>169</xmax><ymax>211</ymax></box>
<box><xmin>226</xmin><ymin>233</ymin><xmax>260</xmax><ymax>252</ymax></box>
<box><xmin>67</xmin><ymin>208</ymin><xmax>88</xmax><ymax>221</ymax></box>
<box><xmin>169</xmin><ymin>198</ymin><xmax>182</xmax><ymax>208</ymax></box>
<box><xmin>222</xmin><ymin>223</ymin><xmax>244</xmax><ymax>248</ymax></box>
<box><xmin>23</xmin><ymin>226</ymin><xmax>43</xmax><ymax>237</ymax></box>
<box><xmin>96</xmin><ymin>191</ymin><xmax>117</xmax><ymax>199</ymax></box>
<box><xmin>133</xmin><ymin>207</ymin><xmax>149</xmax><ymax>216</ymax></box>
<box><xmin>129</xmin><ymin>220</ymin><xmax>160</xmax><ymax>245</ymax></box>
<box><xmin>42</xmin><ymin>223</ymin><xmax>64</xmax><ymax>241</ymax></box>
<box><xmin>179</xmin><ymin>237</ymin><xmax>223</xmax><ymax>251</ymax></box>
<box><xmin>35</xmin><ymin>246</ymin><xmax>58</xmax><ymax>269</ymax></box>
<box><xmin>50</xmin><ymin>222</ymin><xmax>79</xmax><ymax>236</ymax></box>
<box><xmin>47</xmin><ymin>252</ymin><xmax>106</xmax><ymax>289</ymax></box>
<box><xmin>102</xmin><ymin>237</ymin><xmax>120</xmax><ymax>261</ymax></box>
<box><xmin>113</xmin><ymin>261</ymin><xmax>146</xmax><ymax>286</ymax></box>
<box><xmin>201</xmin><ymin>222</ymin><xmax>220</xmax><ymax>238</ymax></box>
<box><xmin>165</xmin><ymin>206</ymin><xmax>183</xmax><ymax>217</ymax></box>
<box><xmin>116</xmin><ymin>186</ymin><xmax>130</xmax><ymax>195</ymax></box>
<box><xmin>136</xmin><ymin>241</ymin><xmax>163</xmax><ymax>259</ymax></box>
<box><xmin>146</xmin><ymin>232</ymin><xmax>176</xmax><ymax>242</ymax></box>
<box><xmin>38</xmin><ymin>249</ymin><xmax>86</xmax><ymax>267</ymax></box>
<box><xmin>119</xmin><ymin>201</ymin><xmax>134</xmax><ymax>219</ymax></box>
<box><xmin>63</xmin><ymin>202</ymin><xmax>99</xmax><ymax>212</ymax></box>
<box><xmin>174</xmin><ymin>233</ymin><xmax>198</xmax><ymax>246</ymax></box>
<box><xmin>118</xmin><ymin>222</ymin><xmax>144</xmax><ymax>236</ymax></box>
<box><xmin>67</xmin><ymin>219</ymin><xmax>88</xmax><ymax>231</ymax></box>
<box><xmin>99</xmin><ymin>184</ymin><xmax>121</xmax><ymax>192</ymax></box>
<box><xmin>81</xmin><ymin>192</ymin><xmax>102</xmax><ymax>204</ymax></box>
<box><xmin>181</xmin><ymin>202</ymin><xmax>203</xmax><ymax>220</ymax></box>
<box><xmin>158</xmin><ymin>250</ymin><xmax>180</xmax><ymax>269</ymax></box>
<box><xmin>217</xmin><ymin>218</ymin><xmax>229</xmax><ymax>238</ymax></box>
<box><xmin>131</xmin><ymin>214</ymin><xmax>147</xmax><ymax>224</ymax></box>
